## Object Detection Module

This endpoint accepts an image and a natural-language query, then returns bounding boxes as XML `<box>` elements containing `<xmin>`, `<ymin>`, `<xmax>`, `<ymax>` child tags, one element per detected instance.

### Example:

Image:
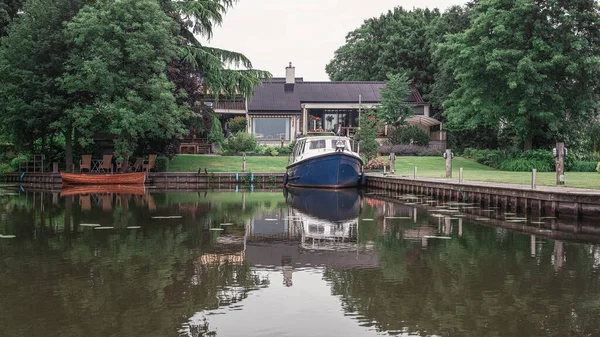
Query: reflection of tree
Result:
<box><xmin>0</xmin><ymin>191</ymin><xmax>275</xmax><ymax>337</ymax></box>
<box><xmin>324</xmin><ymin>225</ymin><xmax>600</xmax><ymax>337</ymax></box>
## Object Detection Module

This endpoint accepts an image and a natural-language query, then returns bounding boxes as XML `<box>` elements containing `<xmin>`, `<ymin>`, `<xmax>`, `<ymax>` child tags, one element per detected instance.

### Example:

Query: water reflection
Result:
<box><xmin>1</xmin><ymin>186</ymin><xmax>600</xmax><ymax>336</ymax></box>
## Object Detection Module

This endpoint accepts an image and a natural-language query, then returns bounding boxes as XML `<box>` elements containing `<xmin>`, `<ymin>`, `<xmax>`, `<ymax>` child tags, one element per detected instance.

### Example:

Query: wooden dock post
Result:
<box><xmin>532</xmin><ymin>169</ymin><xmax>537</xmax><ymax>190</ymax></box>
<box><xmin>445</xmin><ymin>149</ymin><xmax>452</xmax><ymax>178</ymax></box>
<box><xmin>554</xmin><ymin>142</ymin><xmax>565</xmax><ymax>185</ymax></box>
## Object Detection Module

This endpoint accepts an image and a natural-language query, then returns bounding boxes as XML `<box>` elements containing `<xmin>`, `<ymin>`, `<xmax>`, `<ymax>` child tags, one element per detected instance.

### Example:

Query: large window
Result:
<box><xmin>252</xmin><ymin>117</ymin><xmax>290</xmax><ymax>141</ymax></box>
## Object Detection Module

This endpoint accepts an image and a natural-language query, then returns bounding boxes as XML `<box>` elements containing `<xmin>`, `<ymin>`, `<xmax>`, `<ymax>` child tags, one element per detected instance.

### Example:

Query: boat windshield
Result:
<box><xmin>308</xmin><ymin>139</ymin><xmax>327</xmax><ymax>150</ymax></box>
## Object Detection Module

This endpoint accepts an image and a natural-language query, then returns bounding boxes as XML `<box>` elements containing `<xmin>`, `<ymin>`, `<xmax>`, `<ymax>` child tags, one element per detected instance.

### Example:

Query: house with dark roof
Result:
<box><xmin>207</xmin><ymin>63</ymin><xmax>443</xmax><ymax>150</ymax></box>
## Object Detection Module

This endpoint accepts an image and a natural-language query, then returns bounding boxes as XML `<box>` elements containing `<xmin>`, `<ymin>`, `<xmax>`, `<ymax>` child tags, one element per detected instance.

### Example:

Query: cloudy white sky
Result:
<box><xmin>208</xmin><ymin>0</ymin><xmax>469</xmax><ymax>81</ymax></box>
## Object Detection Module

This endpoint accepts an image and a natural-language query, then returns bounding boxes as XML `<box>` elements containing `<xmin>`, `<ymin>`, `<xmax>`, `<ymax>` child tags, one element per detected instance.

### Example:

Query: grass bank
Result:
<box><xmin>168</xmin><ymin>155</ymin><xmax>600</xmax><ymax>189</ymax></box>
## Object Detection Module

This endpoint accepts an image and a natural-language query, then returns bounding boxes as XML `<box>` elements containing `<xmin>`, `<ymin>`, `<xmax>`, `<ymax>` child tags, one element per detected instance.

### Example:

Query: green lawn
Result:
<box><xmin>169</xmin><ymin>154</ymin><xmax>289</xmax><ymax>173</ymax></box>
<box><xmin>168</xmin><ymin>155</ymin><xmax>600</xmax><ymax>189</ymax></box>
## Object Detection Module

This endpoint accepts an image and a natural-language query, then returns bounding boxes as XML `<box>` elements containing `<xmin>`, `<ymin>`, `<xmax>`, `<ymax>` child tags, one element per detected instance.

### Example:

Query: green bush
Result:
<box><xmin>378</xmin><ymin>144</ymin><xmax>440</xmax><ymax>156</ymax></box>
<box><xmin>270</xmin><ymin>149</ymin><xmax>279</xmax><ymax>156</ymax></box>
<box><xmin>462</xmin><ymin>148</ymin><xmax>506</xmax><ymax>168</ymax></box>
<box><xmin>570</xmin><ymin>161</ymin><xmax>598</xmax><ymax>172</ymax></box>
<box><xmin>498</xmin><ymin>158</ymin><xmax>554</xmax><ymax>172</ymax></box>
<box><xmin>388</xmin><ymin>125</ymin><xmax>430</xmax><ymax>146</ymax></box>
<box><xmin>222</xmin><ymin>132</ymin><xmax>257</xmax><ymax>153</ymax></box>
<box><xmin>355</xmin><ymin>111</ymin><xmax>379</xmax><ymax>160</ymax></box>
<box><xmin>10</xmin><ymin>154</ymin><xmax>29</xmax><ymax>171</ymax></box>
<box><xmin>596</xmin><ymin>161</ymin><xmax>600</xmax><ymax>173</ymax></box>
<box><xmin>207</xmin><ymin>115</ymin><xmax>225</xmax><ymax>145</ymax></box>
<box><xmin>155</xmin><ymin>156</ymin><xmax>169</xmax><ymax>172</ymax></box>
<box><xmin>228</xmin><ymin>116</ymin><xmax>247</xmax><ymax>134</ymax></box>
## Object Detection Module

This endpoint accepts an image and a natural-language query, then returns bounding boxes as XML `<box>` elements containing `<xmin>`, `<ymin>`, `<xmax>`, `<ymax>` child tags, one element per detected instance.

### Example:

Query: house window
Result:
<box><xmin>252</xmin><ymin>117</ymin><xmax>290</xmax><ymax>141</ymax></box>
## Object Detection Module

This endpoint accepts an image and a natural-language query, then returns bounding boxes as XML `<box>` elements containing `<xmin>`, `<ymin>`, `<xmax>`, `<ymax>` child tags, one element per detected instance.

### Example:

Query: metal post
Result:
<box><xmin>459</xmin><ymin>167</ymin><xmax>463</xmax><ymax>183</ymax></box>
<box><xmin>532</xmin><ymin>169</ymin><xmax>537</xmax><ymax>190</ymax></box>
<box><xmin>445</xmin><ymin>149</ymin><xmax>452</xmax><ymax>178</ymax></box>
<box><xmin>414</xmin><ymin>166</ymin><xmax>417</xmax><ymax>180</ymax></box>
<box><xmin>242</xmin><ymin>153</ymin><xmax>247</xmax><ymax>172</ymax></box>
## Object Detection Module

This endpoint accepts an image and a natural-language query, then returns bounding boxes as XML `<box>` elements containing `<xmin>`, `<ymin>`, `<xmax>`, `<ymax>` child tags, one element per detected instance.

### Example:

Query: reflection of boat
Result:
<box><xmin>285</xmin><ymin>135</ymin><xmax>363</xmax><ymax>188</ymax></box>
<box><xmin>285</xmin><ymin>187</ymin><xmax>361</xmax><ymax>221</ymax></box>
<box><xmin>60</xmin><ymin>184</ymin><xmax>147</xmax><ymax>197</ymax></box>
<box><xmin>60</xmin><ymin>172</ymin><xmax>146</xmax><ymax>185</ymax></box>
<box><xmin>285</xmin><ymin>188</ymin><xmax>362</xmax><ymax>251</ymax></box>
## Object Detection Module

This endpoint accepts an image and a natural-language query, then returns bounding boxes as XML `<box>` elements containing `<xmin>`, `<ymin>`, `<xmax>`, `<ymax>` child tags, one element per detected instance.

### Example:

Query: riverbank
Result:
<box><xmin>168</xmin><ymin>155</ymin><xmax>600</xmax><ymax>189</ymax></box>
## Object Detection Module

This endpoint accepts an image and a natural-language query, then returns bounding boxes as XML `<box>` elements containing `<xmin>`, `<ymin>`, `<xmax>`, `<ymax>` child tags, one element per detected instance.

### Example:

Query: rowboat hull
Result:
<box><xmin>60</xmin><ymin>184</ymin><xmax>147</xmax><ymax>196</ymax></box>
<box><xmin>60</xmin><ymin>172</ymin><xmax>146</xmax><ymax>185</ymax></box>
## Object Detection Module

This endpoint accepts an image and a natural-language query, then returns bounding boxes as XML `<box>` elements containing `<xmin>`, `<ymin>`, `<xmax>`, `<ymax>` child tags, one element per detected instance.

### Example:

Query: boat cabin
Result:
<box><xmin>291</xmin><ymin>136</ymin><xmax>358</xmax><ymax>164</ymax></box>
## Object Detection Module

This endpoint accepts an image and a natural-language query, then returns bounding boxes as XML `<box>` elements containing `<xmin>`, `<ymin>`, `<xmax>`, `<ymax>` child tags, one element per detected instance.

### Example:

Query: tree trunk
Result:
<box><xmin>523</xmin><ymin>139</ymin><xmax>533</xmax><ymax>151</ymax></box>
<box><xmin>593</xmin><ymin>139</ymin><xmax>597</xmax><ymax>161</ymax></box>
<box><xmin>64</xmin><ymin>124</ymin><xmax>73</xmax><ymax>172</ymax></box>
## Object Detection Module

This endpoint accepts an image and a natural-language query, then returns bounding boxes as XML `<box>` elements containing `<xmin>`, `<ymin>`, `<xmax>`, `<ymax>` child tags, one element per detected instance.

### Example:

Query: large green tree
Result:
<box><xmin>440</xmin><ymin>0</ymin><xmax>600</xmax><ymax>150</ymax></box>
<box><xmin>375</xmin><ymin>73</ymin><xmax>414</xmax><ymax>127</ymax></box>
<box><xmin>61</xmin><ymin>0</ymin><xmax>192</xmax><ymax>155</ymax></box>
<box><xmin>0</xmin><ymin>0</ymin><xmax>24</xmax><ymax>37</ymax></box>
<box><xmin>325</xmin><ymin>7</ymin><xmax>440</xmax><ymax>95</ymax></box>
<box><xmin>0</xmin><ymin>0</ymin><xmax>84</xmax><ymax>167</ymax></box>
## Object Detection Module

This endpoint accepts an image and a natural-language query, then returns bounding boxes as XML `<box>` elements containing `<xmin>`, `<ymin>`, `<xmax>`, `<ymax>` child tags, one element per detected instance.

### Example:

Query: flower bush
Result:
<box><xmin>364</xmin><ymin>157</ymin><xmax>389</xmax><ymax>170</ymax></box>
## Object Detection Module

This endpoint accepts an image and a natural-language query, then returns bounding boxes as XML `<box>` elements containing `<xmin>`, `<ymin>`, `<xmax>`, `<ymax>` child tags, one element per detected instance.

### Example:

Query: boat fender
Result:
<box><xmin>20</xmin><ymin>172</ymin><xmax>25</xmax><ymax>180</ymax></box>
<box><xmin>235</xmin><ymin>173</ymin><xmax>239</xmax><ymax>182</ymax></box>
<box><xmin>359</xmin><ymin>173</ymin><xmax>367</xmax><ymax>186</ymax></box>
<box><xmin>283</xmin><ymin>172</ymin><xmax>289</xmax><ymax>186</ymax></box>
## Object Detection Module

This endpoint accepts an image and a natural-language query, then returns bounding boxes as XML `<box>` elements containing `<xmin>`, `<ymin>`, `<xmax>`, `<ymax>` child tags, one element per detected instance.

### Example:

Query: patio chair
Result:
<box><xmin>132</xmin><ymin>157</ymin><xmax>144</xmax><ymax>172</ymax></box>
<box><xmin>143</xmin><ymin>154</ymin><xmax>157</xmax><ymax>172</ymax></box>
<box><xmin>98</xmin><ymin>154</ymin><xmax>113</xmax><ymax>173</ymax></box>
<box><xmin>115</xmin><ymin>154</ymin><xmax>130</xmax><ymax>173</ymax></box>
<box><xmin>79</xmin><ymin>155</ymin><xmax>92</xmax><ymax>172</ymax></box>
<box><xmin>79</xmin><ymin>195</ymin><xmax>91</xmax><ymax>211</ymax></box>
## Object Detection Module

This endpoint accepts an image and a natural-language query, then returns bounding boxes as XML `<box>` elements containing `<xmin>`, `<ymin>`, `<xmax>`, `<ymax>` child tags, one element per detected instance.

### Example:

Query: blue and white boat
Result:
<box><xmin>284</xmin><ymin>134</ymin><xmax>363</xmax><ymax>188</ymax></box>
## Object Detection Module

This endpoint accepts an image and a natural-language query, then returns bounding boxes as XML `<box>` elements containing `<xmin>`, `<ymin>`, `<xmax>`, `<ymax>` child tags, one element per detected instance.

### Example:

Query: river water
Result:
<box><xmin>1</xmin><ymin>186</ymin><xmax>600</xmax><ymax>337</ymax></box>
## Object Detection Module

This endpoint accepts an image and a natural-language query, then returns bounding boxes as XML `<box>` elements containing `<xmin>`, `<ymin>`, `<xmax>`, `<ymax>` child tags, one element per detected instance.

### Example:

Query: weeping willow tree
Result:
<box><xmin>161</xmin><ymin>0</ymin><xmax>270</xmax><ymax>120</ymax></box>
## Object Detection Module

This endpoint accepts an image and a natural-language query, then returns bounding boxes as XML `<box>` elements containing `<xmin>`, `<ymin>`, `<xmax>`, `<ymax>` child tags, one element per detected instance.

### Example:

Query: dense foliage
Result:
<box><xmin>378</xmin><ymin>144</ymin><xmax>440</xmax><ymax>156</ymax></box>
<box><xmin>328</xmin><ymin>1</ymin><xmax>600</xmax><ymax>155</ymax></box>
<box><xmin>228</xmin><ymin>117</ymin><xmax>247</xmax><ymax>134</ymax></box>
<box><xmin>0</xmin><ymin>0</ymin><xmax>268</xmax><ymax>167</ymax></box>
<box><xmin>221</xmin><ymin>132</ymin><xmax>257</xmax><ymax>154</ymax></box>
<box><xmin>375</xmin><ymin>73</ymin><xmax>414</xmax><ymax>127</ymax></box>
<box><xmin>388</xmin><ymin>125</ymin><xmax>430</xmax><ymax>146</ymax></box>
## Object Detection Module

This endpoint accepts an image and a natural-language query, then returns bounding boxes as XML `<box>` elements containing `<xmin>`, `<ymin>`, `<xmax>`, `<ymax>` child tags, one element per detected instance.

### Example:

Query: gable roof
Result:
<box><xmin>247</xmin><ymin>80</ymin><xmax>426</xmax><ymax>113</ymax></box>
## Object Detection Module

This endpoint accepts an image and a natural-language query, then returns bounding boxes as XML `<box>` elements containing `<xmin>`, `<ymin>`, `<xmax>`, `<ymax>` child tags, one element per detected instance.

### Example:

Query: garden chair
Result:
<box><xmin>132</xmin><ymin>157</ymin><xmax>144</xmax><ymax>172</ymax></box>
<box><xmin>115</xmin><ymin>154</ymin><xmax>130</xmax><ymax>173</ymax></box>
<box><xmin>98</xmin><ymin>154</ymin><xmax>113</xmax><ymax>173</ymax></box>
<box><xmin>79</xmin><ymin>195</ymin><xmax>91</xmax><ymax>211</ymax></box>
<box><xmin>143</xmin><ymin>154</ymin><xmax>157</xmax><ymax>172</ymax></box>
<box><xmin>79</xmin><ymin>155</ymin><xmax>92</xmax><ymax>172</ymax></box>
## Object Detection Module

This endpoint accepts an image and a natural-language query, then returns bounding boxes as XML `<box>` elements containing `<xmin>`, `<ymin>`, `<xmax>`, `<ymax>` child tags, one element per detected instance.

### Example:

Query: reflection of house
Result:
<box><xmin>206</xmin><ymin>63</ymin><xmax>442</xmax><ymax>148</ymax></box>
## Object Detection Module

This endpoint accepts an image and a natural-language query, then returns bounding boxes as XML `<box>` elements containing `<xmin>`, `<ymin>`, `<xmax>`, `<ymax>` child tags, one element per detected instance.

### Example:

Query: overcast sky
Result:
<box><xmin>207</xmin><ymin>0</ymin><xmax>468</xmax><ymax>81</ymax></box>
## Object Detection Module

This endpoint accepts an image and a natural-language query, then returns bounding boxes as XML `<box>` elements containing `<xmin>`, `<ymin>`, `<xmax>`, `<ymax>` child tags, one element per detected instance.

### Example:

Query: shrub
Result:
<box><xmin>364</xmin><ymin>157</ymin><xmax>389</xmax><ymax>170</ymax></box>
<box><xmin>378</xmin><ymin>144</ymin><xmax>441</xmax><ymax>156</ymax></box>
<box><xmin>355</xmin><ymin>111</ymin><xmax>379</xmax><ymax>160</ymax></box>
<box><xmin>222</xmin><ymin>132</ymin><xmax>257</xmax><ymax>153</ymax></box>
<box><xmin>10</xmin><ymin>154</ymin><xmax>29</xmax><ymax>171</ymax></box>
<box><xmin>570</xmin><ymin>161</ymin><xmax>598</xmax><ymax>172</ymax></box>
<box><xmin>597</xmin><ymin>162</ymin><xmax>600</xmax><ymax>173</ymax></box>
<box><xmin>462</xmin><ymin>148</ymin><xmax>506</xmax><ymax>168</ymax></box>
<box><xmin>228</xmin><ymin>116</ymin><xmax>247</xmax><ymax>134</ymax></box>
<box><xmin>155</xmin><ymin>156</ymin><xmax>169</xmax><ymax>172</ymax></box>
<box><xmin>388</xmin><ymin>125</ymin><xmax>430</xmax><ymax>146</ymax></box>
<box><xmin>207</xmin><ymin>115</ymin><xmax>224</xmax><ymax>144</ymax></box>
<box><xmin>270</xmin><ymin>149</ymin><xmax>279</xmax><ymax>156</ymax></box>
<box><xmin>498</xmin><ymin>158</ymin><xmax>554</xmax><ymax>172</ymax></box>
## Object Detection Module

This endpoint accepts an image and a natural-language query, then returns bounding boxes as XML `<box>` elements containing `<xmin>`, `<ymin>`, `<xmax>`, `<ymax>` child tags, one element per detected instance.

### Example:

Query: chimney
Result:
<box><xmin>285</xmin><ymin>62</ymin><xmax>295</xmax><ymax>84</ymax></box>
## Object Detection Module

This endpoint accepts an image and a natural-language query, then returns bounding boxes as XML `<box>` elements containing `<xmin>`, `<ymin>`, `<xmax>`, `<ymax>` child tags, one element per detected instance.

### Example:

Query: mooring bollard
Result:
<box><xmin>459</xmin><ymin>167</ymin><xmax>463</xmax><ymax>183</ymax></box>
<box><xmin>414</xmin><ymin>166</ymin><xmax>417</xmax><ymax>180</ymax></box>
<box><xmin>389</xmin><ymin>153</ymin><xmax>396</xmax><ymax>174</ymax></box>
<box><xmin>532</xmin><ymin>169</ymin><xmax>537</xmax><ymax>190</ymax></box>
<box><xmin>242</xmin><ymin>153</ymin><xmax>247</xmax><ymax>172</ymax></box>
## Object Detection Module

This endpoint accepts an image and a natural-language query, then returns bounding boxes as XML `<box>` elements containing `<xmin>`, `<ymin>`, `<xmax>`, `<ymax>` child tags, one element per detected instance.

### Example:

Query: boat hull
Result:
<box><xmin>286</xmin><ymin>152</ymin><xmax>362</xmax><ymax>188</ymax></box>
<box><xmin>60</xmin><ymin>172</ymin><xmax>146</xmax><ymax>185</ymax></box>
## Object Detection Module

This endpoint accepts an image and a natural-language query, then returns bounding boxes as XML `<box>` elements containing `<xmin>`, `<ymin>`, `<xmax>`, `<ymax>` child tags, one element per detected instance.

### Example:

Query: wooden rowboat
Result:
<box><xmin>60</xmin><ymin>184</ymin><xmax>147</xmax><ymax>196</ymax></box>
<box><xmin>60</xmin><ymin>172</ymin><xmax>146</xmax><ymax>185</ymax></box>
